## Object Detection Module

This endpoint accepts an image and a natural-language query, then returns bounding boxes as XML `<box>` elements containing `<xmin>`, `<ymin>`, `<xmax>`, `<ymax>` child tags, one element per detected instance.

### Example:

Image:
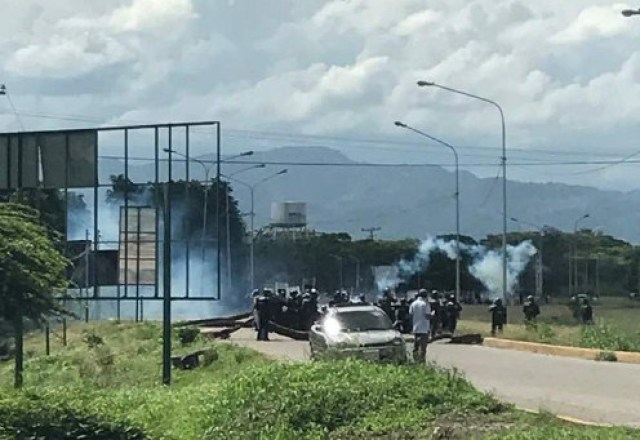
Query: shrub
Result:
<box><xmin>177</xmin><ymin>327</ymin><xmax>200</xmax><ymax>346</ymax></box>
<box><xmin>0</xmin><ymin>396</ymin><xmax>150</xmax><ymax>439</ymax></box>
<box><xmin>82</xmin><ymin>330</ymin><xmax>104</xmax><ymax>348</ymax></box>
<box><xmin>579</xmin><ymin>322</ymin><xmax>636</xmax><ymax>352</ymax></box>
<box><xmin>595</xmin><ymin>351</ymin><xmax>617</xmax><ymax>362</ymax></box>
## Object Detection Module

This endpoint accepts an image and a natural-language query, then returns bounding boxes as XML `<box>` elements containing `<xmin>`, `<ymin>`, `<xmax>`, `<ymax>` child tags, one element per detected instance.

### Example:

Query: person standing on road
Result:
<box><xmin>444</xmin><ymin>294</ymin><xmax>462</xmax><ymax>334</ymax></box>
<box><xmin>409</xmin><ymin>289</ymin><xmax>432</xmax><ymax>364</ymax></box>
<box><xmin>429</xmin><ymin>291</ymin><xmax>443</xmax><ymax>338</ymax></box>
<box><xmin>255</xmin><ymin>289</ymin><xmax>273</xmax><ymax>341</ymax></box>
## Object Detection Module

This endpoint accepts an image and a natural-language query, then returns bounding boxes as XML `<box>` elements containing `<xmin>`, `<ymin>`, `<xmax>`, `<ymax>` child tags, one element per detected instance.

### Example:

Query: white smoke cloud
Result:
<box><xmin>469</xmin><ymin>241</ymin><xmax>537</xmax><ymax>299</ymax></box>
<box><xmin>379</xmin><ymin>235</ymin><xmax>537</xmax><ymax>299</ymax></box>
<box><xmin>65</xmin><ymin>185</ymin><xmax>250</xmax><ymax>320</ymax></box>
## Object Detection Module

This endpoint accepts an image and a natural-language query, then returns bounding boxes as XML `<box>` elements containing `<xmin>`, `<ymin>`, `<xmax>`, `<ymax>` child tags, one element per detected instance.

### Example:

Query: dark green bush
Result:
<box><xmin>0</xmin><ymin>396</ymin><xmax>150</xmax><ymax>439</ymax></box>
<box><xmin>176</xmin><ymin>327</ymin><xmax>200</xmax><ymax>345</ymax></box>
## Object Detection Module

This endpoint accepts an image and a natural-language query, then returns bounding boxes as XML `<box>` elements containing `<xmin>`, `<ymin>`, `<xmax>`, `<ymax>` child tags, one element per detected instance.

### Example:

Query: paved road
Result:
<box><xmin>224</xmin><ymin>328</ymin><xmax>640</xmax><ymax>427</ymax></box>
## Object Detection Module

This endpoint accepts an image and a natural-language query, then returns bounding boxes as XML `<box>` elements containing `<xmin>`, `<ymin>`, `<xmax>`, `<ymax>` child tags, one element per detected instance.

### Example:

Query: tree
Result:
<box><xmin>0</xmin><ymin>203</ymin><xmax>69</xmax><ymax>387</ymax></box>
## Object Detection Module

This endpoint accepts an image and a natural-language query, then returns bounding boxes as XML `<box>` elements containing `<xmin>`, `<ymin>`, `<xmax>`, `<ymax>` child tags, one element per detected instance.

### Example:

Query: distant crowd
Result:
<box><xmin>250</xmin><ymin>285</ymin><xmax>596</xmax><ymax>342</ymax></box>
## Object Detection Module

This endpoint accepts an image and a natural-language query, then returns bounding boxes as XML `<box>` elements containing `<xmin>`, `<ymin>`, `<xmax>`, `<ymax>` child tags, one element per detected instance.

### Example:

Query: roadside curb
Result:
<box><xmin>483</xmin><ymin>337</ymin><xmax>640</xmax><ymax>364</ymax></box>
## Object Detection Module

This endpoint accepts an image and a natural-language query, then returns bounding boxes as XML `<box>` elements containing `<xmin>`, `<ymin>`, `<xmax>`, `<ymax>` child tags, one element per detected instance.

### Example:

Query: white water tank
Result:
<box><xmin>271</xmin><ymin>202</ymin><xmax>307</xmax><ymax>228</ymax></box>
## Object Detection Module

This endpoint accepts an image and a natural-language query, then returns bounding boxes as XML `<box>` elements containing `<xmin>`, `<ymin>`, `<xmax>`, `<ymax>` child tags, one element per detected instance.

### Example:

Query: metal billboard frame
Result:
<box><xmin>2</xmin><ymin>121</ymin><xmax>222</xmax><ymax>386</ymax></box>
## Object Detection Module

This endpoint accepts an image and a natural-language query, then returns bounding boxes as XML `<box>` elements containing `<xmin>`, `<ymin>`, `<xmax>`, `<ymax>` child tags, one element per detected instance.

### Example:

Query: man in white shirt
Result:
<box><xmin>409</xmin><ymin>289</ymin><xmax>432</xmax><ymax>364</ymax></box>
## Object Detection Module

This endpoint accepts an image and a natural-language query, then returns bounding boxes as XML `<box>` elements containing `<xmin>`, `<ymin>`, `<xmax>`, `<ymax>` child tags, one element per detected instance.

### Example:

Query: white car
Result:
<box><xmin>309</xmin><ymin>304</ymin><xmax>407</xmax><ymax>363</ymax></box>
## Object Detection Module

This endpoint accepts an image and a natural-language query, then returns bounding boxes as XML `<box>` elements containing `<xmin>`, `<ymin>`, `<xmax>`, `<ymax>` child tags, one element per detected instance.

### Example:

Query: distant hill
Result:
<box><xmin>99</xmin><ymin>146</ymin><xmax>639</xmax><ymax>243</ymax></box>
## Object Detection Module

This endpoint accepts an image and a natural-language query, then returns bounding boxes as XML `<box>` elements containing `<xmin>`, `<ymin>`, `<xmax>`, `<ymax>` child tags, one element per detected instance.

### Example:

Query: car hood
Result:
<box><xmin>325</xmin><ymin>329</ymin><xmax>400</xmax><ymax>347</ymax></box>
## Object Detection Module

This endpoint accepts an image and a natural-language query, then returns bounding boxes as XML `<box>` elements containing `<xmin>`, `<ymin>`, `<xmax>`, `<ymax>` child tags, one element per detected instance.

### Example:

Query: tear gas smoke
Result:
<box><xmin>66</xmin><ymin>187</ymin><xmax>250</xmax><ymax>320</ymax></box>
<box><xmin>469</xmin><ymin>241</ymin><xmax>537</xmax><ymax>299</ymax></box>
<box><xmin>377</xmin><ymin>236</ymin><xmax>537</xmax><ymax>299</ymax></box>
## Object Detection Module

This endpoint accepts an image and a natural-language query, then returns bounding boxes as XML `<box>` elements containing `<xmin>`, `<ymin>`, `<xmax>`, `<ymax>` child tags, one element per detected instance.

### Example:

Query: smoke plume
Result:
<box><xmin>65</xmin><ymin>187</ymin><xmax>250</xmax><ymax>321</ymax></box>
<box><xmin>379</xmin><ymin>236</ymin><xmax>537</xmax><ymax>299</ymax></box>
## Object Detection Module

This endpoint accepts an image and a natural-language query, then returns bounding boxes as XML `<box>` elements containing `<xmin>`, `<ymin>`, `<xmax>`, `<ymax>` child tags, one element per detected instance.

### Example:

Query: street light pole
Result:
<box><xmin>418</xmin><ymin>81</ymin><xmax>508</xmax><ymax>304</ymax></box>
<box><xmin>572</xmin><ymin>214</ymin><xmax>590</xmax><ymax>297</ymax></box>
<box><xmin>330</xmin><ymin>254</ymin><xmax>344</xmax><ymax>290</ymax></box>
<box><xmin>230</xmin><ymin>169</ymin><xmax>288</xmax><ymax>290</ymax></box>
<box><xmin>164</xmin><ymin>149</ymin><xmax>253</xmax><ymax>294</ymax></box>
<box><xmin>224</xmin><ymin>165</ymin><xmax>266</xmax><ymax>290</ymax></box>
<box><xmin>347</xmin><ymin>255</ymin><xmax>361</xmax><ymax>292</ymax></box>
<box><xmin>394</xmin><ymin>121</ymin><xmax>461</xmax><ymax>302</ymax></box>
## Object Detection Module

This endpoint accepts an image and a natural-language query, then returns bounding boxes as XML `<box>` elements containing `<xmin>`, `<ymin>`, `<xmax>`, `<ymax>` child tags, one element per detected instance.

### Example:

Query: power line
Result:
<box><xmin>96</xmin><ymin>154</ymin><xmax>640</xmax><ymax>169</ymax></box>
<box><xmin>0</xmin><ymin>85</ymin><xmax>25</xmax><ymax>131</ymax></box>
<box><xmin>478</xmin><ymin>163</ymin><xmax>502</xmax><ymax>207</ymax></box>
<box><xmin>2</xmin><ymin>106</ymin><xmax>630</xmax><ymax>159</ymax></box>
<box><xmin>6</xmin><ymin>106</ymin><xmax>640</xmax><ymax>173</ymax></box>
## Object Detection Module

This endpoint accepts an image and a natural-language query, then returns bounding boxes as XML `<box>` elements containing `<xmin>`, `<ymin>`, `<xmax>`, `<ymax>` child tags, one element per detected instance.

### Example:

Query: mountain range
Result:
<box><xmin>100</xmin><ymin>146</ymin><xmax>639</xmax><ymax>243</ymax></box>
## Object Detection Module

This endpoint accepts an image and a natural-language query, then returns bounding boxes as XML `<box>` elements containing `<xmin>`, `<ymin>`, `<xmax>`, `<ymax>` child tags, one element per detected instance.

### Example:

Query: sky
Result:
<box><xmin>2</xmin><ymin>0</ymin><xmax>640</xmax><ymax>191</ymax></box>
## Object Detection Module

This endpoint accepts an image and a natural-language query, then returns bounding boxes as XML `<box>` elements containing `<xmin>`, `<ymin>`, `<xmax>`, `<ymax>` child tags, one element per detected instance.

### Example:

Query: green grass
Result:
<box><xmin>0</xmin><ymin>321</ymin><xmax>637</xmax><ymax>439</ymax></box>
<box><xmin>458</xmin><ymin>297</ymin><xmax>640</xmax><ymax>352</ymax></box>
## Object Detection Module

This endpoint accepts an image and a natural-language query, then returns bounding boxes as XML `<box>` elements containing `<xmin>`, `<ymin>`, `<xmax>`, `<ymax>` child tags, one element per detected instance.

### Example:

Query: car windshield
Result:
<box><xmin>331</xmin><ymin>309</ymin><xmax>392</xmax><ymax>332</ymax></box>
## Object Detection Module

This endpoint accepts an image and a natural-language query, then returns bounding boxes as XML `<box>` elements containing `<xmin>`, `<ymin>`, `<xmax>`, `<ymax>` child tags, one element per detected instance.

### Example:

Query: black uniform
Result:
<box><xmin>523</xmin><ymin>297</ymin><xmax>540</xmax><ymax>323</ymax></box>
<box><xmin>444</xmin><ymin>296</ymin><xmax>462</xmax><ymax>334</ymax></box>
<box><xmin>580</xmin><ymin>300</ymin><xmax>593</xmax><ymax>324</ymax></box>
<box><xmin>429</xmin><ymin>293</ymin><xmax>443</xmax><ymax>337</ymax></box>
<box><xmin>254</xmin><ymin>293</ymin><xmax>272</xmax><ymax>341</ymax></box>
<box><xmin>395</xmin><ymin>299</ymin><xmax>410</xmax><ymax>333</ymax></box>
<box><xmin>489</xmin><ymin>300</ymin><xmax>507</xmax><ymax>336</ymax></box>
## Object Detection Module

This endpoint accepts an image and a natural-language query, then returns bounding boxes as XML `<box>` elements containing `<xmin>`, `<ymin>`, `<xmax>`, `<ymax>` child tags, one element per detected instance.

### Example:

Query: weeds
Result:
<box><xmin>579</xmin><ymin>322</ymin><xmax>640</xmax><ymax>352</ymax></box>
<box><xmin>595</xmin><ymin>351</ymin><xmax>618</xmax><ymax>362</ymax></box>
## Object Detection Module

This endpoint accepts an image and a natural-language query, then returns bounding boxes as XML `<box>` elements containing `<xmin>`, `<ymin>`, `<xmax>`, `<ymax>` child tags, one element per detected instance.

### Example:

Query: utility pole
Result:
<box><xmin>361</xmin><ymin>227</ymin><xmax>381</xmax><ymax>240</ymax></box>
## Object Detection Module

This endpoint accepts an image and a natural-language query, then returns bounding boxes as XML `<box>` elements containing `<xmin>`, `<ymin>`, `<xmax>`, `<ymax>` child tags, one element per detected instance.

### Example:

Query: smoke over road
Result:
<box><xmin>378</xmin><ymin>236</ymin><xmax>538</xmax><ymax>299</ymax></box>
<box><xmin>66</xmin><ymin>187</ymin><xmax>250</xmax><ymax>321</ymax></box>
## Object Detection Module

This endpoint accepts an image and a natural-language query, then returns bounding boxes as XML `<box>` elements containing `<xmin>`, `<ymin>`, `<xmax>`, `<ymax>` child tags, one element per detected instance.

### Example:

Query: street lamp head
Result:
<box><xmin>583</xmin><ymin>214</ymin><xmax>590</xmax><ymax>219</ymax></box>
<box><xmin>163</xmin><ymin>148</ymin><xmax>173</xmax><ymax>153</ymax></box>
<box><xmin>510</xmin><ymin>217</ymin><xmax>519</xmax><ymax>222</ymax></box>
<box><xmin>0</xmin><ymin>84</ymin><xmax>6</xmax><ymax>95</ymax></box>
<box><xmin>240</xmin><ymin>151</ymin><xmax>254</xmax><ymax>157</ymax></box>
<box><xmin>277</xmin><ymin>169</ymin><xmax>288</xmax><ymax>175</ymax></box>
<box><xmin>394</xmin><ymin>121</ymin><xmax>407</xmax><ymax>128</ymax></box>
<box><xmin>622</xmin><ymin>9</ymin><xmax>640</xmax><ymax>16</ymax></box>
<box><xmin>417</xmin><ymin>80</ymin><xmax>436</xmax><ymax>87</ymax></box>
<box><xmin>256</xmin><ymin>164</ymin><xmax>266</xmax><ymax>169</ymax></box>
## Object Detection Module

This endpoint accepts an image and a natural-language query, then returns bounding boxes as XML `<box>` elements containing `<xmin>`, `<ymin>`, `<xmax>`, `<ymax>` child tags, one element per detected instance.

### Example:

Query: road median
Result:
<box><xmin>483</xmin><ymin>337</ymin><xmax>640</xmax><ymax>364</ymax></box>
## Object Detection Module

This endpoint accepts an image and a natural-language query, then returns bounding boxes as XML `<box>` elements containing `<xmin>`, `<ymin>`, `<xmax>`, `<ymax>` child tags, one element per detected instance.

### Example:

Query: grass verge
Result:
<box><xmin>0</xmin><ymin>321</ymin><xmax>637</xmax><ymax>439</ymax></box>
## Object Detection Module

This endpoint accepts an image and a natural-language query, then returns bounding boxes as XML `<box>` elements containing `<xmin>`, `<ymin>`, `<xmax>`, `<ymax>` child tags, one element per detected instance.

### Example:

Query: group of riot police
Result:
<box><xmin>252</xmin><ymin>288</ymin><xmax>320</xmax><ymax>341</ymax></box>
<box><xmin>377</xmin><ymin>288</ymin><xmax>463</xmax><ymax>337</ymax></box>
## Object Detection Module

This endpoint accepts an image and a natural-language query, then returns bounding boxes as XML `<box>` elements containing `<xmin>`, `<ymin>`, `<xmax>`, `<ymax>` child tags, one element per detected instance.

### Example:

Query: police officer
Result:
<box><xmin>379</xmin><ymin>288</ymin><xmax>396</xmax><ymax>321</ymax></box>
<box><xmin>444</xmin><ymin>294</ymin><xmax>462</xmax><ymax>334</ymax></box>
<box><xmin>580</xmin><ymin>297</ymin><xmax>593</xmax><ymax>325</ymax></box>
<box><xmin>395</xmin><ymin>298</ymin><xmax>410</xmax><ymax>334</ymax></box>
<box><xmin>255</xmin><ymin>289</ymin><xmax>273</xmax><ymax>341</ymax></box>
<box><xmin>429</xmin><ymin>291</ymin><xmax>443</xmax><ymax>337</ymax></box>
<box><xmin>489</xmin><ymin>298</ymin><xmax>507</xmax><ymax>336</ymax></box>
<box><xmin>523</xmin><ymin>295</ymin><xmax>540</xmax><ymax>323</ymax></box>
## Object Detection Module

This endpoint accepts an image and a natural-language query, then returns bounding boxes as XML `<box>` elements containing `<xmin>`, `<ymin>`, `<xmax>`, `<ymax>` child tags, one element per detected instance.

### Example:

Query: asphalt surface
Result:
<box><xmin>225</xmin><ymin>328</ymin><xmax>640</xmax><ymax>427</ymax></box>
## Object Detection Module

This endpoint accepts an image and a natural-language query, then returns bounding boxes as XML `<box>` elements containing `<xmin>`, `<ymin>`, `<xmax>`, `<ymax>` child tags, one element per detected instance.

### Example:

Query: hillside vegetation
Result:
<box><xmin>0</xmin><ymin>321</ymin><xmax>636</xmax><ymax>439</ymax></box>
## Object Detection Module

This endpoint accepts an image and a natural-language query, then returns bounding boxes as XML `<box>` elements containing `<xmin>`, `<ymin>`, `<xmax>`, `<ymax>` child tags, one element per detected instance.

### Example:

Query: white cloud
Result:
<box><xmin>108</xmin><ymin>0</ymin><xmax>195</xmax><ymax>32</ymax></box>
<box><xmin>3</xmin><ymin>0</ymin><xmax>640</xmax><ymax>190</ymax></box>
<box><xmin>552</xmin><ymin>3</ymin><xmax>633</xmax><ymax>44</ymax></box>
